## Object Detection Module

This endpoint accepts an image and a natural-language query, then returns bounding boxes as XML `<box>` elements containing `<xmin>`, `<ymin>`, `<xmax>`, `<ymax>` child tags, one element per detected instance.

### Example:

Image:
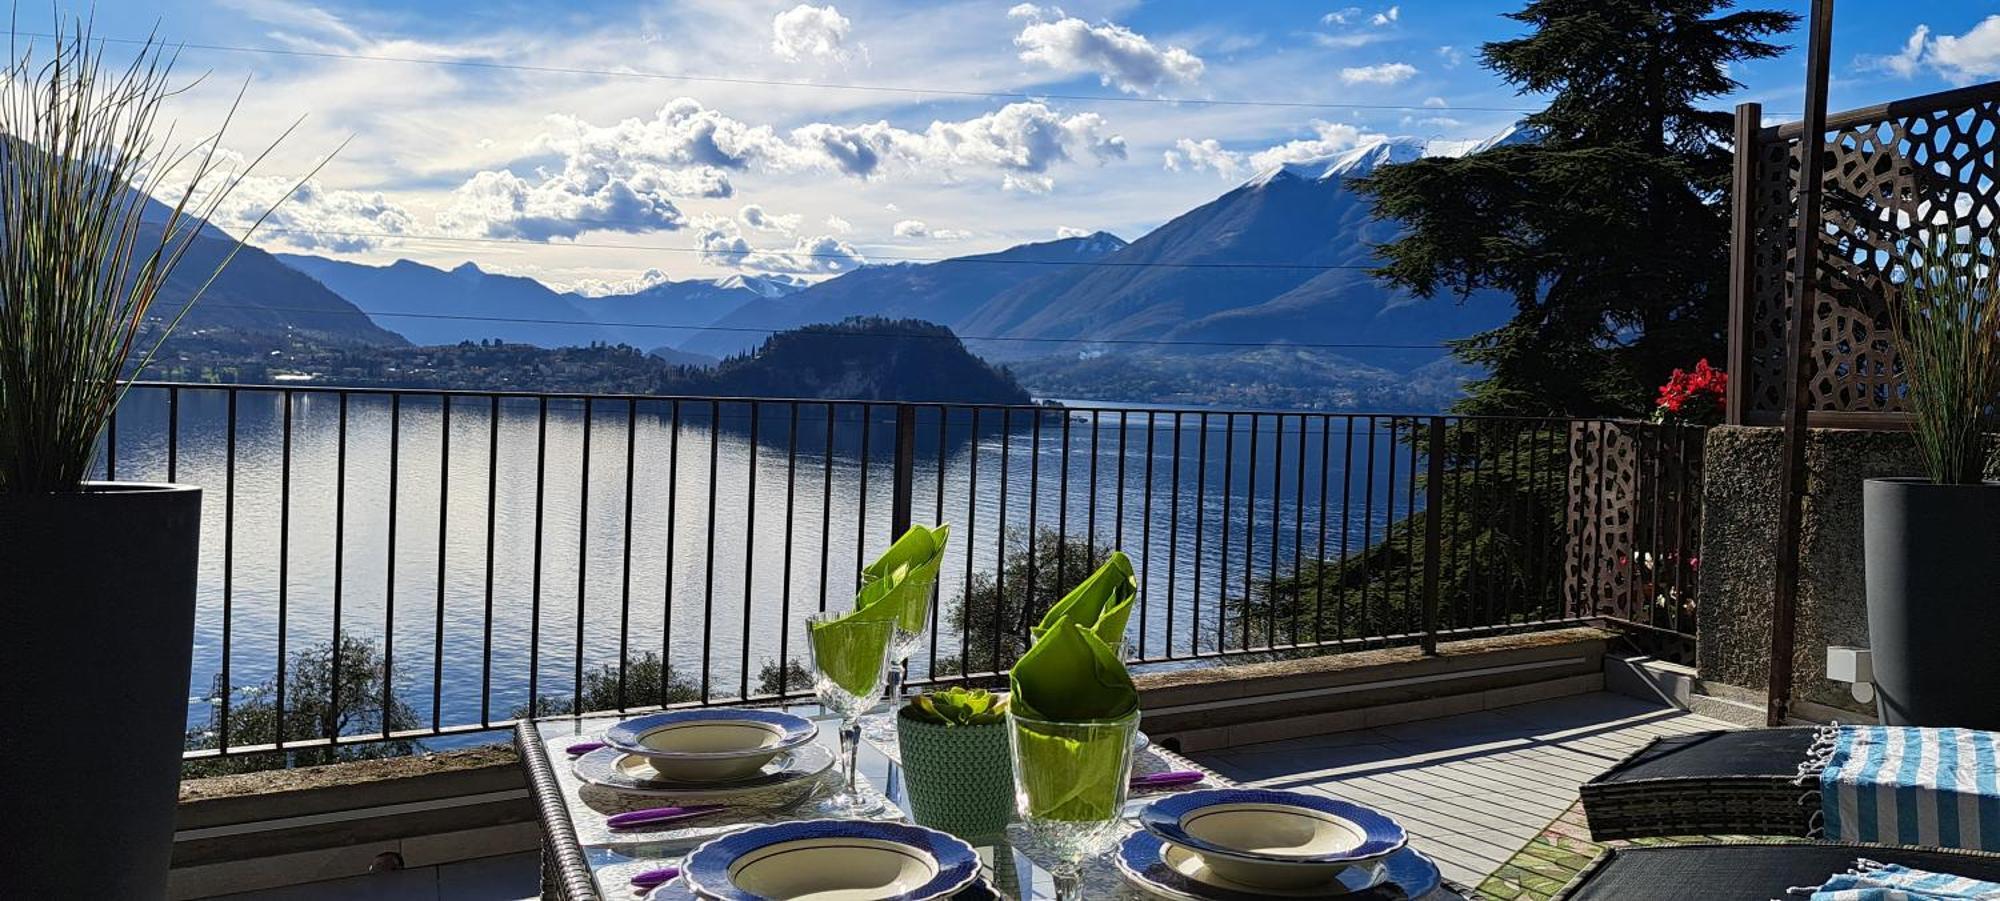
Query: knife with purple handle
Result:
<box><xmin>564</xmin><ymin>740</ymin><xmax>606</xmax><ymax>756</ymax></box>
<box><xmin>605</xmin><ymin>805</ymin><xmax>727</xmax><ymax>830</ymax></box>
<box><xmin>630</xmin><ymin>866</ymin><xmax>681</xmax><ymax>889</ymax></box>
<box><xmin>1131</xmin><ymin>770</ymin><xmax>1205</xmax><ymax>789</ymax></box>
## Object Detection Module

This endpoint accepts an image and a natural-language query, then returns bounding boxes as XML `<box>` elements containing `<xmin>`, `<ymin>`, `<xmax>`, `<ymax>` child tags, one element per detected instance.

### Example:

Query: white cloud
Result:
<box><xmin>1247</xmin><ymin>121</ymin><xmax>1381</xmax><ymax>170</ymax></box>
<box><xmin>771</xmin><ymin>4</ymin><xmax>854</xmax><ymax>62</ymax></box>
<box><xmin>1161</xmin><ymin>138</ymin><xmax>1243</xmax><ymax>179</ymax></box>
<box><xmin>1371</xmin><ymin>6</ymin><xmax>1400</xmax><ymax>26</ymax></box>
<box><xmin>204</xmin><ymin>175</ymin><xmax>417</xmax><ymax>253</ymax></box>
<box><xmin>1322</xmin><ymin>7</ymin><xmax>1363</xmax><ymax>26</ymax></box>
<box><xmin>739</xmin><ymin>204</ymin><xmax>802</xmax><ymax>233</ymax></box>
<box><xmin>1014</xmin><ymin>14</ymin><xmax>1204</xmax><ymax>94</ymax></box>
<box><xmin>439</xmin><ymin>168</ymin><xmax>686</xmax><ymax>240</ymax></box>
<box><xmin>892</xmin><ymin>219</ymin><xmax>971</xmax><ymax>240</ymax></box>
<box><xmin>824</xmin><ymin>214</ymin><xmax>853</xmax><ymax>233</ymax></box>
<box><xmin>1055</xmin><ymin>225</ymin><xmax>1091</xmax><ymax>238</ymax></box>
<box><xmin>1008</xmin><ymin>3</ymin><xmax>1049</xmax><ymax>20</ymax></box>
<box><xmin>693</xmin><ymin>216</ymin><xmax>863</xmax><ymax>275</ymax></box>
<box><xmin>1423</xmin><ymin>96</ymin><xmax>1448</xmax><ymax>108</ymax></box>
<box><xmin>571</xmin><ymin>268</ymin><xmax>674</xmax><ymax>297</ymax></box>
<box><xmin>1437</xmin><ymin>45</ymin><xmax>1465</xmax><ymax>68</ymax></box>
<box><xmin>1341</xmin><ymin>62</ymin><xmax>1418</xmax><ymax>85</ymax></box>
<box><xmin>1865</xmin><ymin>19</ymin><xmax>2000</xmax><ymax>83</ymax></box>
<box><xmin>786</xmin><ymin>103</ymin><xmax>1125</xmax><ymax>187</ymax></box>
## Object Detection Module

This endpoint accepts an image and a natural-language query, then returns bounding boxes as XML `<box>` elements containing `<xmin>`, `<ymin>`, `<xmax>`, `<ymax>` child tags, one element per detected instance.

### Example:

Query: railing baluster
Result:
<box><xmin>1027</xmin><ymin>410</ymin><xmax>1041</xmax><ymax>629</ymax></box>
<box><xmin>219</xmin><ymin>388</ymin><xmax>235</xmax><ymax>751</ymax></box>
<box><xmin>529</xmin><ymin>397</ymin><xmax>547</xmax><ymax>717</ymax></box>
<box><xmin>1192</xmin><ymin>413</ymin><xmax>1207</xmax><ymax>657</ymax></box>
<box><xmin>385</xmin><ymin>393</ymin><xmax>401</xmax><ymax>737</ymax></box>
<box><xmin>333</xmin><ymin>393</ymin><xmax>350</xmax><ymax>739</ymax></box>
<box><xmin>618</xmin><ymin>399</ymin><xmax>637</xmax><ymax>710</ymax></box>
<box><xmin>1422</xmin><ymin>417</ymin><xmax>1446</xmax><ymax>654</ymax></box>
<box><xmin>819</xmin><ymin>403</ymin><xmax>834</xmax><ymax>613</ymax></box>
<box><xmin>962</xmin><ymin>407</ymin><xmax>980</xmax><ymax>677</ymax></box>
<box><xmin>167</xmin><ymin>385</ymin><xmax>179</xmax><ymax>482</ymax></box>
<box><xmin>1338</xmin><ymin>416</ymin><xmax>1353</xmax><ymax>641</ymax></box>
<box><xmin>779</xmin><ymin>402</ymin><xmax>799</xmax><ymax>696</ymax></box>
<box><xmin>1165</xmin><ymin>412</ymin><xmax>1180</xmax><ymax>657</ymax></box>
<box><xmin>480</xmin><ymin>396</ymin><xmax>496</xmax><ymax>726</ymax></box>
<box><xmin>931</xmin><ymin>407</ymin><xmax>948</xmax><ymax>679</ymax></box>
<box><xmin>702</xmin><ymin>400</ymin><xmax>720</xmax><ymax>704</ymax></box>
<box><xmin>1057</xmin><ymin>410</ymin><xmax>1070</xmax><ymax>588</ymax></box>
<box><xmin>856</xmin><ymin>403</ymin><xmax>870</xmax><ymax>589</ymax></box>
<box><xmin>1292</xmin><ymin>415</ymin><xmax>1306</xmax><ymax>647</ymax></box>
<box><xmin>433</xmin><ymin>396</ymin><xmax>450</xmax><ymax>731</ymax></box>
<box><xmin>740</xmin><ymin>402</ymin><xmax>759</xmax><ymax>701</ymax></box>
<box><xmin>1245</xmin><ymin>413</ymin><xmax>1259</xmax><ymax>649</ymax></box>
<box><xmin>276</xmin><ymin>392</ymin><xmax>292</xmax><ymax>748</ymax></box>
<box><xmin>576</xmin><ymin>399</ymin><xmax>593</xmax><ymax>714</ymax></box>
<box><xmin>662</xmin><ymin>400</ymin><xmax>681</xmax><ymax>706</ymax></box>
<box><xmin>891</xmin><ymin>405</ymin><xmax>914</xmax><ymax>539</ymax></box>
<box><xmin>1219</xmin><ymin>413</ymin><xmax>1233</xmax><ymax>653</ymax></box>
<box><xmin>1360</xmin><ymin>417</ymin><xmax>1376</xmax><ymax>646</ymax></box>
<box><xmin>1135</xmin><ymin>412</ymin><xmax>1149</xmax><ymax>659</ymax></box>
<box><xmin>994</xmin><ymin>408</ymin><xmax>1010</xmax><ymax>673</ymax></box>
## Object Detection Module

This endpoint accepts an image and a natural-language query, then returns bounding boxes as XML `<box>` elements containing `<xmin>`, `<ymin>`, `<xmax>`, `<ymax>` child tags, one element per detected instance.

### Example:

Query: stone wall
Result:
<box><xmin>1699</xmin><ymin>426</ymin><xmax>1921</xmax><ymax>716</ymax></box>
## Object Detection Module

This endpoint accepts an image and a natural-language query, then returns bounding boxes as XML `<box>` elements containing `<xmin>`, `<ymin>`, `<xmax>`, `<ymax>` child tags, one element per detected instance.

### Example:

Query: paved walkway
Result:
<box><xmin>1187</xmin><ymin>691</ymin><xmax>1736</xmax><ymax>890</ymax></box>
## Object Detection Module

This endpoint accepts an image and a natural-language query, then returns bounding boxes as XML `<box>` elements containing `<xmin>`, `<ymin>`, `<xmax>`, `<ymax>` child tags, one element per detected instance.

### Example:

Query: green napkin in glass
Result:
<box><xmin>1008</xmin><ymin>554</ymin><xmax>1142</xmax><ymax>821</ymax></box>
<box><xmin>1030</xmin><ymin>550</ymin><xmax>1136</xmax><ymax>650</ymax></box>
<box><xmin>808</xmin><ymin>524</ymin><xmax>951</xmax><ymax>696</ymax></box>
<box><xmin>858</xmin><ymin>523</ymin><xmax>951</xmax><ymax>635</ymax></box>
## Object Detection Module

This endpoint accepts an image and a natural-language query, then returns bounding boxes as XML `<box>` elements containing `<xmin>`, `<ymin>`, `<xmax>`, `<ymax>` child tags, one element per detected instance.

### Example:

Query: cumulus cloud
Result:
<box><xmin>771</xmin><ymin>4</ymin><xmax>853</xmax><ymax>62</ymax></box>
<box><xmin>1437</xmin><ymin>45</ymin><xmax>1465</xmax><ymax>67</ymax></box>
<box><xmin>207</xmin><ymin>175</ymin><xmax>417</xmax><ymax>253</ymax></box>
<box><xmin>1161</xmin><ymin>138</ymin><xmax>1243</xmax><ymax>179</ymax></box>
<box><xmin>1246</xmin><ymin>121</ymin><xmax>1381</xmax><ymax>171</ymax></box>
<box><xmin>1055</xmin><ymin>225</ymin><xmax>1092</xmax><ymax>238</ymax></box>
<box><xmin>824</xmin><ymin>214</ymin><xmax>853</xmax><ymax>233</ymax></box>
<box><xmin>440</xmin><ymin>168</ymin><xmax>686</xmax><ymax>240</ymax></box>
<box><xmin>1865</xmin><ymin>19</ymin><xmax>2000</xmax><ymax>83</ymax></box>
<box><xmin>571</xmin><ymin>268</ymin><xmax>675</xmax><ymax>297</ymax></box>
<box><xmin>892</xmin><ymin>219</ymin><xmax>971</xmax><ymax>240</ymax></box>
<box><xmin>786</xmin><ymin>102</ymin><xmax>1124</xmax><ymax>187</ymax></box>
<box><xmin>739</xmin><ymin>204</ymin><xmax>802</xmax><ymax>232</ymax></box>
<box><xmin>1322</xmin><ymin>7</ymin><xmax>1363</xmax><ymax>25</ymax></box>
<box><xmin>1370</xmin><ymin>6</ymin><xmax>1400</xmax><ymax>26</ymax></box>
<box><xmin>693</xmin><ymin>216</ymin><xmax>863</xmax><ymax>275</ymax></box>
<box><xmin>1341</xmin><ymin>62</ymin><xmax>1417</xmax><ymax>85</ymax></box>
<box><xmin>1012</xmin><ymin>9</ymin><xmax>1203</xmax><ymax>94</ymax></box>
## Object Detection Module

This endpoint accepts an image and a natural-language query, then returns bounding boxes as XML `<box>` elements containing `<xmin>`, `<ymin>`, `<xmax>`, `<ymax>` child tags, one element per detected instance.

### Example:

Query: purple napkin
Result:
<box><xmin>630</xmin><ymin>866</ymin><xmax>681</xmax><ymax>889</ymax></box>
<box><xmin>1132</xmin><ymin>770</ymin><xmax>1204</xmax><ymax>789</ymax></box>
<box><xmin>605</xmin><ymin>805</ymin><xmax>727</xmax><ymax>830</ymax></box>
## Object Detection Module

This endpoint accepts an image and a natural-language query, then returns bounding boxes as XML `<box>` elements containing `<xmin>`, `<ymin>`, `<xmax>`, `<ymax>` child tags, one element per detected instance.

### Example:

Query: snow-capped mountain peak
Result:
<box><xmin>712</xmin><ymin>273</ymin><xmax>806</xmax><ymax>298</ymax></box>
<box><xmin>1243</xmin><ymin>122</ymin><xmax>1539</xmax><ymax>189</ymax></box>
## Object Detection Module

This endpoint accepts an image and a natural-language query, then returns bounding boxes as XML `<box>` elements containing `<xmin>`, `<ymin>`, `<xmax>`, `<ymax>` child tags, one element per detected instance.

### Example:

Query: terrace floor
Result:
<box><xmin>1186</xmin><ymin>690</ymin><xmax>1737</xmax><ymax>891</ymax></box>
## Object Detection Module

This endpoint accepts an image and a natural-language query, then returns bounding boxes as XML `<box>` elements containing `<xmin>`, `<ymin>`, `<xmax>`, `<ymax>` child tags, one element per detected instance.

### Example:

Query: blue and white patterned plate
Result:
<box><xmin>1116</xmin><ymin>831</ymin><xmax>1442</xmax><ymax>900</ymax></box>
<box><xmin>643</xmin><ymin>873</ymin><xmax>1000</xmax><ymax>900</ymax></box>
<box><xmin>604</xmin><ymin>709</ymin><xmax>818</xmax><ymax>759</ymax></box>
<box><xmin>1140</xmin><ymin>789</ymin><xmax>1408</xmax><ymax>866</ymax></box>
<box><xmin>684</xmin><ymin>820</ymin><xmax>982</xmax><ymax>901</ymax></box>
<box><xmin>572</xmin><ymin>743</ymin><xmax>832</xmax><ymax>802</ymax></box>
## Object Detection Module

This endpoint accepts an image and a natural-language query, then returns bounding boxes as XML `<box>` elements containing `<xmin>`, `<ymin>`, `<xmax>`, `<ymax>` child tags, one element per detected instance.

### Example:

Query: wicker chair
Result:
<box><xmin>1554</xmin><ymin>841</ymin><xmax>2000</xmax><ymax>900</ymax></box>
<box><xmin>1579</xmin><ymin>728</ymin><xmax>1820</xmax><ymax>841</ymax></box>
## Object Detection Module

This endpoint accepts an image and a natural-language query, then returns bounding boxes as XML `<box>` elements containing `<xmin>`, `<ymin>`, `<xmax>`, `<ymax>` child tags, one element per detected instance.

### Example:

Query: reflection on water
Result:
<box><xmin>104</xmin><ymin>387</ymin><xmax>1422</xmax><ymax>744</ymax></box>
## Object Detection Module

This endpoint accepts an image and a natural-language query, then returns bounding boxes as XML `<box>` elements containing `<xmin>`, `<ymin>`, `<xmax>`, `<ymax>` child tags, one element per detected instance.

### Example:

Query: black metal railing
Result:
<box><xmin>93</xmin><ymin>382</ymin><xmax>1693</xmax><ymax>760</ymax></box>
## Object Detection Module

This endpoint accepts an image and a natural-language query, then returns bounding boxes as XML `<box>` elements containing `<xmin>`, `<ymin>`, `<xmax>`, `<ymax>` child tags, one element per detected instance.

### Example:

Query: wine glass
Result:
<box><xmin>1004</xmin><ymin>707</ymin><xmax>1142</xmax><ymax>899</ymax></box>
<box><xmin>883</xmin><ymin>601</ymin><xmax>930</xmax><ymax>703</ymax></box>
<box><xmin>806</xmin><ymin>612</ymin><xmax>895</xmax><ymax>817</ymax></box>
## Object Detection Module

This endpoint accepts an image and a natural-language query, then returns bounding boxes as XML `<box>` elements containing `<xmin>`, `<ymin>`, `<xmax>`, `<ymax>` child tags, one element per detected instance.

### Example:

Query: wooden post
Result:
<box><xmin>1769</xmin><ymin>0</ymin><xmax>1836</xmax><ymax>727</ymax></box>
<box><xmin>1726</xmin><ymin>102</ymin><xmax>1762</xmax><ymax>426</ymax></box>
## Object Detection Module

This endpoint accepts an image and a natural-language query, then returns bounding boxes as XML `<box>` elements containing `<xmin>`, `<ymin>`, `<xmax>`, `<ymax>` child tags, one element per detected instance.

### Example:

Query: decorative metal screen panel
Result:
<box><xmin>1565</xmin><ymin>421</ymin><xmax>1704</xmax><ymax>636</ymax></box>
<box><xmin>1735</xmin><ymin>83</ymin><xmax>2000</xmax><ymax>421</ymax></box>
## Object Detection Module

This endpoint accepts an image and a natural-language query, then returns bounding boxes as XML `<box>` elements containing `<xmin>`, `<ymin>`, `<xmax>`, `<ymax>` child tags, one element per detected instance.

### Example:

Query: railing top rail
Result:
<box><xmin>1762</xmin><ymin>78</ymin><xmax>2000</xmax><ymax>142</ymax></box>
<box><xmin>121</xmin><ymin>380</ymin><xmax>1624</xmax><ymax>424</ymax></box>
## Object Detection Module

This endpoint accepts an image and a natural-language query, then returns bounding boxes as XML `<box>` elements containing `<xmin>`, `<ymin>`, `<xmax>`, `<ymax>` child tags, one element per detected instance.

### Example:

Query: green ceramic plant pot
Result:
<box><xmin>895</xmin><ymin>712</ymin><xmax>1015</xmax><ymax>840</ymax></box>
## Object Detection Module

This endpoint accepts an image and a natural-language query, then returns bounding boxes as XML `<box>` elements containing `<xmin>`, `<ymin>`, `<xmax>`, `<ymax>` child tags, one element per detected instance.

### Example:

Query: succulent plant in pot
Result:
<box><xmin>895</xmin><ymin>687</ymin><xmax>1015</xmax><ymax>838</ymax></box>
<box><xmin>0</xmin><ymin>22</ymin><xmax>302</xmax><ymax>897</ymax></box>
<box><xmin>1863</xmin><ymin>225</ymin><xmax>2000</xmax><ymax>728</ymax></box>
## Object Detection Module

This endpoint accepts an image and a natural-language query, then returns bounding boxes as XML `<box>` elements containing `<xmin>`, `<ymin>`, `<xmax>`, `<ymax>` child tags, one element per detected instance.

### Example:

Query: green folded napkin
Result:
<box><xmin>1008</xmin><ymin>555</ymin><xmax>1142</xmax><ymax>822</ymax></box>
<box><xmin>859</xmin><ymin>523</ymin><xmax>952</xmax><ymax>635</ymax></box>
<box><xmin>1030</xmin><ymin>550</ymin><xmax>1136</xmax><ymax>650</ymax></box>
<box><xmin>809</xmin><ymin>524</ymin><xmax>951</xmax><ymax>696</ymax></box>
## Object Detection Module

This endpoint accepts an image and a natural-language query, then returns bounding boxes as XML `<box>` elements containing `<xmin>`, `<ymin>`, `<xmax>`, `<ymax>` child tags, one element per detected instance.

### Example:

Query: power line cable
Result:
<box><xmin>28</xmin><ymin>30</ymin><xmax>1548</xmax><ymax>115</ymax></box>
<box><xmin>188</xmin><ymin>301</ymin><xmax>1456</xmax><ymax>351</ymax></box>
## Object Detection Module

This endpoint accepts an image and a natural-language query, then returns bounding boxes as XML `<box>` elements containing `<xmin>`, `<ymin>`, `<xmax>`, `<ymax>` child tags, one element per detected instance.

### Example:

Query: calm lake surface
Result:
<box><xmin>103</xmin><ymin>387</ymin><xmax>1435</xmax><ymax>743</ymax></box>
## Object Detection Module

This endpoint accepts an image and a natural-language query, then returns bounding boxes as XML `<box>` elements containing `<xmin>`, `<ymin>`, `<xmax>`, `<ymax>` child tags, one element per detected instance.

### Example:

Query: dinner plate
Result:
<box><xmin>1116</xmin><ymin>831</ymin><xmax>1441</xmax><ymax>900</ymax></box>
<box><xmin>572</xmin><ymin>743</ymin><xmax>833</xmax><ymax>802</ymax></box>
<box><xmin>684</xmin><ymin>820</ymin><xmax>982</xmax><ymax>901</ymax></box>
<box><xmin>1139</xmin><ymin>789</ymin><xmax>1408</xmax><ymax>867</ymax></box>
<box><xmin>642</xmin><ymin>874</ymin><xmax>1001</xmax><ymax>900</ymax></box>
<box><xmin>604</xmin><ymin>709</ymin><xmax>820</xmax><ymax>782</ymax></box>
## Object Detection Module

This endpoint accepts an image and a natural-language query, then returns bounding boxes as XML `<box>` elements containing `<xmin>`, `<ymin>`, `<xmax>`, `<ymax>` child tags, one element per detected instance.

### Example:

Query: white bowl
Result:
<box><xmin>1140</xmin><ymin>789</ymin><xmax>1407</xmax><ymax>890</ymax></box>
<box><xmin>685</xmin><ymin>820</ymin><xmax>982</xmax><ymax>901</ymax></box>
<box><xmin>602</xmin><ymin>709</ymin><xmax>819</xmax><ymax>783</ymax></box>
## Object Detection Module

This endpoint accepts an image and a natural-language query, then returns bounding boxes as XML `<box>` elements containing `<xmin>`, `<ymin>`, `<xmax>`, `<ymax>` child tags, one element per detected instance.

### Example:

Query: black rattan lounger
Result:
<box><xmin>1554</xmin><ymin>842</ymin><xmax>2000</xmax><ymax>900</ymax></box>
<box><xmin>1580</xmin><ymin>728</ymin><xmax>1820</xmax><ymax>840</ymax></box>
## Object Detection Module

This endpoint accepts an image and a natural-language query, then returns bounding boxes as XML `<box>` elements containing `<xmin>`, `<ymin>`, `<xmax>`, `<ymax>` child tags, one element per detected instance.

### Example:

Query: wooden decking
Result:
<box><xmin>1188</xmin><ymin>691</ymin><xmax>1736</xmax><ymax>890</ymax></box>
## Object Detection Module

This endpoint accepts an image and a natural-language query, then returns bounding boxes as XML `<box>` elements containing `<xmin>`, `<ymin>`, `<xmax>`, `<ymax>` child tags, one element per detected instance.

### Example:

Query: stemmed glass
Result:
<box><xmin>1005</xmin><ymin>707</ymin><xmax>1142</xmax><ymax>900</ymax></box>
<box><xmin>806</xmin><ymin>612</ymin><xmax>895</xmax><ymax>817</ymax></box>
<box><xmin>883</xmin><ymin>605</ymin><xmax>930</xmax><ymax>702</ymax></box>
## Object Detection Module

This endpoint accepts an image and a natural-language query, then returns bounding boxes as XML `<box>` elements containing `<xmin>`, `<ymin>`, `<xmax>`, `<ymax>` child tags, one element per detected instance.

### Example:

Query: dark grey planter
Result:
<box><xmin>0</xmin><ymin>482</ymin><xmax>201</xmax><ymax>898</ymax></box>
<box><xmin>1862</xmin><ymin>477</ymin><xmax>2000</xmax><ymax>729</ymax></box>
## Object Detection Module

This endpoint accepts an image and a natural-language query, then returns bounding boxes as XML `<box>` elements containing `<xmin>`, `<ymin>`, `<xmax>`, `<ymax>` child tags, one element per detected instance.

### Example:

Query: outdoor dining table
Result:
<box><xmin>518</xmin><ymin>705</ymin><xmax>1468</xmax><ymax>900</ymax></box>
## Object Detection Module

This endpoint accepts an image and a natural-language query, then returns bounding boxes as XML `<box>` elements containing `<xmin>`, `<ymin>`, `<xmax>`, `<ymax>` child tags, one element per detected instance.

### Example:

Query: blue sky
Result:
<box><xmin>41</xmin><ymin>1</ymin><xmax>2000</xmax><ymax>292</ymax></box>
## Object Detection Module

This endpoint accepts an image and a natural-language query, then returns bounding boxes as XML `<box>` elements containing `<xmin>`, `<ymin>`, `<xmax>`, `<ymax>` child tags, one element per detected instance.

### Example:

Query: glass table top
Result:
<box><xmin>522</xmin><ymin>704</ymin><xmax>1460</xmax><ymax>900</ymax></box>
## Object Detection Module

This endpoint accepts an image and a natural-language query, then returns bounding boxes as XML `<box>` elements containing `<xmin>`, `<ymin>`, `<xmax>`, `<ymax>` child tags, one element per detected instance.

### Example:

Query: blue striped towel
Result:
<box><xmin>1800</xmin><ymin>860</ymin><xmax>2000</xmax><ymax>900</ymax></box>
<box><xmin>1807</xmin><ymin>727</ymin><xmax>2000</xmax><ymax>851</ymax></box>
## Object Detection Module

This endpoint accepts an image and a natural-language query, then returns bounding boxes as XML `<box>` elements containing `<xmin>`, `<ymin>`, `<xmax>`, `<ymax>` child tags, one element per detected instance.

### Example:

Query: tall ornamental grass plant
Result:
<box><xmin>1889</xmin><ymin>227</ymin><xmax>2000</xmax><ymax>485</ymax></box>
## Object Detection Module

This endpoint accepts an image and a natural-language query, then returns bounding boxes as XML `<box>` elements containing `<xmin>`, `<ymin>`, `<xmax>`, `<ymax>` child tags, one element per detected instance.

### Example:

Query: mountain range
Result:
<box><xmin>155</xmin><ymin>126</ymin><xmax>1528</xmax><ymax>409</ymax></box>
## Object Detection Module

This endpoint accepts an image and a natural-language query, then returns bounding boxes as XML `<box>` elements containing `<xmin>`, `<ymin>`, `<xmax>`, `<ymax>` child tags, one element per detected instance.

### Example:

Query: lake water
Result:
<box><xmin>103</xmin><ymin>387</ymin><xmax>1433</xmax><ymax>746</ymax></box>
